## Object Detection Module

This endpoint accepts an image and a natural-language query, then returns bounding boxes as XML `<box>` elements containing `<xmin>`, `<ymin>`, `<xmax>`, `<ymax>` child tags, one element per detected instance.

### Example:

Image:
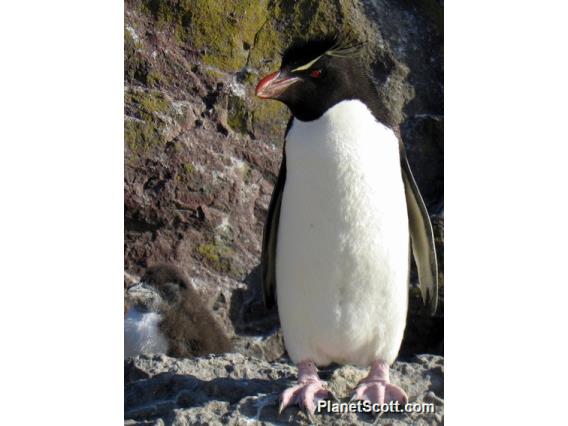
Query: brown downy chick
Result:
<box><xmin>125</xmin><ymin>264</ymin><xmax>232</xmax><ymax>358</ymax></box>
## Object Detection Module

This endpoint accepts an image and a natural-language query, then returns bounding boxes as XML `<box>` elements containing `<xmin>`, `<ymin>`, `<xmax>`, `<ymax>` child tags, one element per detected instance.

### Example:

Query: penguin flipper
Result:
<box><xmin>261</xmin><ymin>152</ymin><xmax>286</xmax><ymax>309</ymax></box>
<box><xmin>399</xmin><ymin>143</ymin><xmax>439</xmax><ymax>315</ymax></box>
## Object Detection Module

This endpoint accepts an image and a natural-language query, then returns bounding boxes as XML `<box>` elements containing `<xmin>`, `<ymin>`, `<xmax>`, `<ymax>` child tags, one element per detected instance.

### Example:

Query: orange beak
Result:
<box><xmin>255</xmin><ymin>71</ymin><xmax>300</xmax><ymax>99</ymax></box>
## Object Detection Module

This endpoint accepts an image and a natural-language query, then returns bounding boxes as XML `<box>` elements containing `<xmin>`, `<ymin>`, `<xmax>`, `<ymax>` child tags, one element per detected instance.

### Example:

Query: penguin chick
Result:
<box><xmin>124</xmin><ymin>264</ymin><xmax>232</xmax><ymax>358</ymax></box>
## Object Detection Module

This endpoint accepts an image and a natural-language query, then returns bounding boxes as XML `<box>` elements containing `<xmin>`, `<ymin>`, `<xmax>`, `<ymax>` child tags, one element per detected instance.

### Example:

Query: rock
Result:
<box><xmin>125</xmin><ymin>353</ymin><xmax>444</xmax><ymax>425</ymax></box>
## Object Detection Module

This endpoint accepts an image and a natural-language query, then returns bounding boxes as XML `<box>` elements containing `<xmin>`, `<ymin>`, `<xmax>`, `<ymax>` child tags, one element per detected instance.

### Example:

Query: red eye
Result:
<box><xmin>310</xmin><ymin>69</ymin><xmax>322</xmax><ymax>78</ymax></box>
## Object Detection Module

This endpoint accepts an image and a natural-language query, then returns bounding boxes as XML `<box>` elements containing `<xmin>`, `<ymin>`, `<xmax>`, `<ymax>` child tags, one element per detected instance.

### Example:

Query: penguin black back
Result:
<box><xmin>141</xmin><ymin>264</ymin><xmax>232</xmax><ymax>357</ymax></box>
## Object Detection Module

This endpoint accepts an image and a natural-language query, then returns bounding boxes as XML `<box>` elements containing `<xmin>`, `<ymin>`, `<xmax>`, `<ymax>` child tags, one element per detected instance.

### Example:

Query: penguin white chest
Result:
<box><xmin>276</xmin><ymin>100</ymin><xmax>409</xmax><ymax>367</ymax></box>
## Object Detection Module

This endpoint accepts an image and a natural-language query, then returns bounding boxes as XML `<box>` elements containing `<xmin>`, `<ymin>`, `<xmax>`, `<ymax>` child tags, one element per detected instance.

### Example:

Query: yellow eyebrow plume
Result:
<box><xmin>291</xmin><ymin>54</ymin><xmax>323</xmax><ymax>72</ymax></box>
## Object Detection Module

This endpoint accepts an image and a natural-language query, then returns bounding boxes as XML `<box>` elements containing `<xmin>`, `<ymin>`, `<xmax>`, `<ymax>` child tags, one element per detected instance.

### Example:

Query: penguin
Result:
<box><xmin>255</xmin><ymin>36</ymin><xmax>438</xmax><ymax>415</ymax></box>
<box><xmin>124</xmin><ymin>264</ymin><xmax>232</xmax><ymax>358</ymax></box>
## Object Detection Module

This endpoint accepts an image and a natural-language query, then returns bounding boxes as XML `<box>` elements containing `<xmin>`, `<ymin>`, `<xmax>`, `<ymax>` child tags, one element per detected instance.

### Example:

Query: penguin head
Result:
<box><xmin>126</xmin><ymin>264</ymin><xmax>188</xmax><ymax>313</ymax></box>
<box><xmin>256</xmin><ymin>36</ymin><xmax>372</xmax><ymax>121</ymax></box>
<box><xmin>140</xmin><ymin>264</ymin><xmax>188</xmax><ymax>305</ymax></box>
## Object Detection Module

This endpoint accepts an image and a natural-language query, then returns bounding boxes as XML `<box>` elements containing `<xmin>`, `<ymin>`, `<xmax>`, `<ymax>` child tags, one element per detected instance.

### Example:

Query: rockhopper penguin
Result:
<box><xmin>255</xmin><ymin>37</ymin><xmax>438</xmax><ymax>415</ymax></box>
<box><xmin>124</xmin><ymin>264</ymin><xmax>232</xmax><ymax>358</ymax></box>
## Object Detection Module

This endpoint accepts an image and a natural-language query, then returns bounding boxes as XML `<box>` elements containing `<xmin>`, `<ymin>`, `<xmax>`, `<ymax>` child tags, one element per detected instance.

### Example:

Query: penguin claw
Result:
<box><xmin>278</xmin><ymin>381</ymin><xmax>330</xmax><ymax>416</ymax></box>
<box><xmin>351</xmin><ymin>380</ymin><xmax>408</xmax><ymax>407</ymax></box>
<box><xmin>351</xmin><ymin>360</ymin><xmax>408</xmax><ymax>414</ymax></box>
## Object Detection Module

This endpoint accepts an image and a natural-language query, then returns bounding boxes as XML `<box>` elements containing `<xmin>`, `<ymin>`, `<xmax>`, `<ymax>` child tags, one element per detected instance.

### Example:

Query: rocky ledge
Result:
<box><xmin>125</xmin><ymin>353</ymin><xmax>444</xmax><ymax>425</ymax></box>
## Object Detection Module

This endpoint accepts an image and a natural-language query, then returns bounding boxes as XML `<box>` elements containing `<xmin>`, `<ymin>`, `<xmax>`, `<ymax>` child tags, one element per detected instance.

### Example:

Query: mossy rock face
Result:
<box><xmin>124</xmin><ymin>0</ymin><xmax>421</xmax><ymax>172</ymax></box>
<box><xmin>146</xmin><ymin>70</ymin><xmax>165</xmax><ymax>88</ymax></box>
<box><xmin>126</xmin><ymin>91</ymin><xmax>171</xmax><ymax>118</ymax></box>
<box><xmin>141</xmin><ymin>0</ymin><xmax>269</xmax><ymax>71</ymax></box>
<box><xmin>251</xmin><ymin>100</ymin><xmax>289</xmax><ymax>145</ymax></box>
<box><xmin>183</xmin><ymin>162</ymin><xmax>196</xmax><ymax>176</ymax></box>
<box><xmin>246</xmin><ymin>0</ymin><xmax>364</xmax><ymax>69</ymax></box>
<box><xmin>139</xmin><ymin>0</ymin><xmax>376</xmax><ymax>70</ymax></box>
<box><xmin>125</xmin><ymin>29</ymin><xmax>150</xmax><ymax>84</ymax></box>
<box><xmin>196</xmin><ymin>242</ymin><xmax>235</xmax><ymax>274</ymax></box>
<box><xmin>227</xmin><ymin>95</ymin><xmax>250</xmax><ymax>134</ymax></box>
<box><xmin>124</xmin><ymin>90</ymin><xmax>173</xmax><ymax>154</ymax></box>
<box><xmin>125</xmin><ymin>119</ymin><xmax>164</xmax><ymax>153</ymax></box>
<box><xmin>131</xmin><ymin>0</ymin><xmax>407</xmax><ymax>140</ymax></box>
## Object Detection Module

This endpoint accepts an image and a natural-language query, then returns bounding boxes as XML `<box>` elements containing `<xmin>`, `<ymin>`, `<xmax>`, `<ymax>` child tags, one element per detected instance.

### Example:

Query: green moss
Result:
<box><xmin>125</xmin><ymin>91</ymin><xmax>172</xmax><ymax>154</ymax></box>
<box><xmin>126</xmin><ymin>91</ymin><xmax>171</xmax><ymax>120</ymax></box>
<box><xmin>124</xmin><ymin>28</ymin><xmax>149</xmax><ymax>83</ymax></box>
<box><xmin>140</xmin><ymin>0</ymin><xmax>181</xmax><ymax>26</ymax></box>
<box><xmin>141</xmin><ymin>94</ymin><xmax>169</xmax><ymax>114</ymax></box>
<box><xmin>183</xmin><ymin>163</ymin><xmax>196</xmax><ymax>175</ymax></box>
<box><xmin>125</xmin><ymin>27</ymin><xmax>135</xmax><ymax>52</ymax></box>
<box><xmin>125</xmin><ymin>119</ymin><xmax>164</xmax><ymax>154</ymax></box>
<box><xmin>245</xmin><ymin>22</ymin><xmax>283</xmax><ymax>71</ymax></box>
<box><xmin>202</xmin><ymin>66</ymin><xmax>226</xmax><ymax>80</ymax></box>
<box><xmin>272</xmin><ymin>0</ymin><xmax>341</xmax><ymax>35</ymax></box>
<box><xmin>197</xmin><ymin>243</ymin><xmax>220</xmax><ymax>263</ymax></box>
<box><xmin>252</xmin><ymin>99</ymin><xmax>286</xmax><ymax>121</ymax></box>
<box><xmin>138</xmin><ymin>0</ymin><xmax>368</xmax><ymax>76</ymax></box>
<box><xmin>188</xmin><ymin>0</ymin><xmax>269</xmax><ymax>71</ymax></box>
<box><xmin>197</xmin><ymin>242</ymin><xmax>234</xmax><ymax>272</ymax></box>
<box><xmin>140</xmin><ymin>0</ymin><xmax>270</xmax><ymax>71</ymax></box>
<box><xmin>251</xmin><ymin>100</ymin><xmax>289</xmax><ymax>144</ymax></box>
<box><xmin>227</xmin><ymin>95</ymin><xmax>250</xmax><ymax>134</ymax></box>
<box><xmin>247</xmin><ymin>0</ymin><xmax>355</xmax><ymax>68</ymax></box>
<box><xmin>146</xmin><ymin>70</ymin><xmax>164</xmax><ymax>88</ymax></box>
<box><xmin>243</xmin><ymin>164</ymin><xmax>253</xmax><ymax>183</ymax></box>
<box><xmin>242</xmin><ymin>72</ymin><xmax>258</xmax><ymax>86</ymax></box>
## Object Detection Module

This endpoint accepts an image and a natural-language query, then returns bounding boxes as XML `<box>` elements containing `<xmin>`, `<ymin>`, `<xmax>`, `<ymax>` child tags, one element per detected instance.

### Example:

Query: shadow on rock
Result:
<box><xmin>229</xmin><ymin>265</ymin><xmax>280</xmax><ymax>336</ymax></box>
<box><xmin>228</xmin><ymin>265</ymin><xmax>286</xmax><ymax>362</ymax></box>
<box><xmin>125</xmin><ymin>369</ymin><xmax>289</xmax><ymax>422</ymax></box>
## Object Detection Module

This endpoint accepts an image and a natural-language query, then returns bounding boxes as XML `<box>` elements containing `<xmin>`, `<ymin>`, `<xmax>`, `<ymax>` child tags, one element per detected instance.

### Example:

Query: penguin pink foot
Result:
<box><xmin>351</xmin><ymin>360</ymin><xmax>408</xmax><ymax>407</ymax></box>
<box><xmin>279</xmin><ymin>360</ymin><xmax>332</xmax><ymax>417</ymax></box>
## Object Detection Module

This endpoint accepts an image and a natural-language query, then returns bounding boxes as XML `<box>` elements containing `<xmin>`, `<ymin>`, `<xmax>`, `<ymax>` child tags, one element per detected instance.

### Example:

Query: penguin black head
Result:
<box><xmin>256</xmin><ymin>36</ymin><xmax>378</xmax><ymax>121</ymax></box>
